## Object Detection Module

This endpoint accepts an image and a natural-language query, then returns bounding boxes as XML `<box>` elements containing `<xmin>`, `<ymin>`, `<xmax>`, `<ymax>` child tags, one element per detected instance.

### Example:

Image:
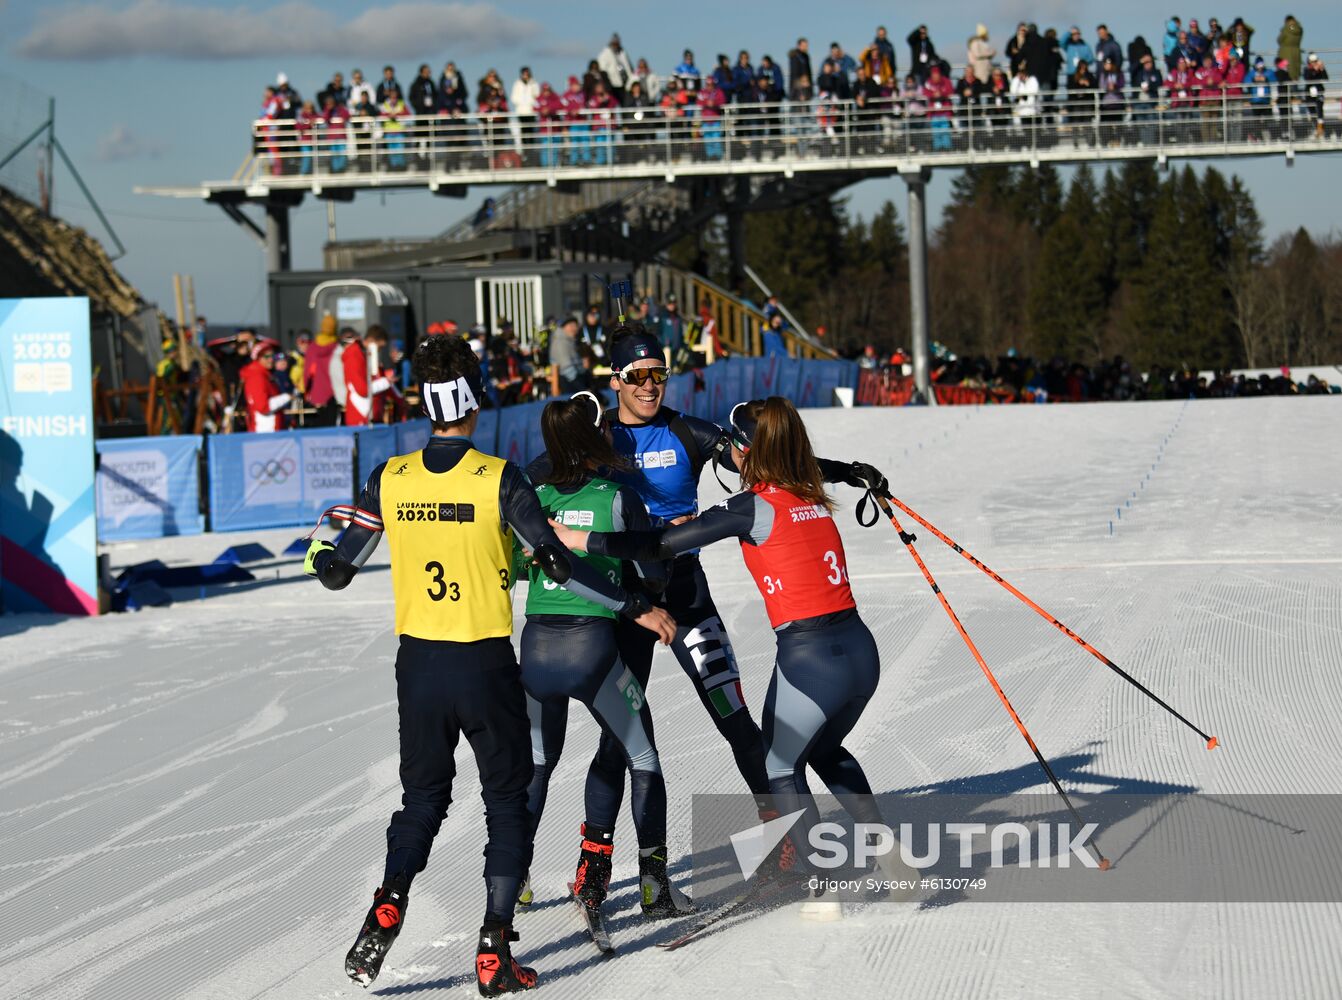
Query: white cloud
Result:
<box><xmin>17</xmin><ymin>0</ymin><xmax>539</xmax><ymax>61</ymax></box>
<box><xmin>95</xmin><ymin>125</ymin><xmax>168</xmax><ymax>162</ymax></box>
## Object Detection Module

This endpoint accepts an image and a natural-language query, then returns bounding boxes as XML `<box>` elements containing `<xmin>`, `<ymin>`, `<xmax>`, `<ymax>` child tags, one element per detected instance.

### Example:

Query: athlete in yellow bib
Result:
<box><xmin>305</xmin><ymin>335</ymin><xmax>673</xmax><ymax>995</ymax></box>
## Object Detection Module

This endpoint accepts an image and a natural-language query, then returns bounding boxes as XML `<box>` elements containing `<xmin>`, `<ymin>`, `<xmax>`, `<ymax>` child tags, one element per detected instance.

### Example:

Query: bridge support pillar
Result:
<box><xmin>902</xmin><ymin>167</ymin><xmax>933</xmax><ymax>405</ymax></box>
<box><xmin>265</xmin><ymin>201</ymin><xmax>291</xmax><ymax>273</ymax></box>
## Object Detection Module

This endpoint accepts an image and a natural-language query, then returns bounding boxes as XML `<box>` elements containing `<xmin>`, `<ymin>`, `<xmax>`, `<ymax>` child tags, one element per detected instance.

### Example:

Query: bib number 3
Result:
<box><xmin>425</xmin><ymin>561</ymin><xmax>461</xmax><ymax>602</ymax></box>
<box><xmin>824</xmin><ymin>550</ymin><xmax>849</xmax><ymax>586</ymax></box>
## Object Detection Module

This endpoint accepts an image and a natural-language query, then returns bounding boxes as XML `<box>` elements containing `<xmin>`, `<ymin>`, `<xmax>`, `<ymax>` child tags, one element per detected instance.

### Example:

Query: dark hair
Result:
<box><xmin>365</xmin><ymin>324</ymin><xmax>388</xmax><ymax>345</ymax></box>
<box><xmin>412</xmin><ymin>335</ymin><xmax>479</xmax><ymax>430</ymax></box>
<box><xmin>538</xmin><ymin>397</ymin><xmax>626</xmax><ymax>485</ymax></box>
<box><xmin>738</xmin><ymin>397</ymin><xmax>832</xmax><ymax>511</ymax></box>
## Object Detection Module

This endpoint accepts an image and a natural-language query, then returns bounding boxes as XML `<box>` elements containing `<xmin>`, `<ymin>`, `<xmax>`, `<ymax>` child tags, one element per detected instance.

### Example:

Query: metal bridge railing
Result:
<box><xmin>244</xmin><ymin>84</ymin><xmax>1342</xmax><ymax>185</ymax></box>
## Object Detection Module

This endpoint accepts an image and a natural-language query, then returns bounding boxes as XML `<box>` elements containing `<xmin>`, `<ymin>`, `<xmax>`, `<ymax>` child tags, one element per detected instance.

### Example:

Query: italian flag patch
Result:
<box><xmin>708</xmin><ymin>681</ymin><xmax>745</xmax><ymax>719</ymax></box>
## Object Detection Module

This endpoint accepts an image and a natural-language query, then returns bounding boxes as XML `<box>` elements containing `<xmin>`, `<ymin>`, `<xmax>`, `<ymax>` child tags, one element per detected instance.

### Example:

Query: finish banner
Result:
<box><xmin>0</xmin><ymin>298</ymin><xmax>97</xmax><ymax>615</ymax></box>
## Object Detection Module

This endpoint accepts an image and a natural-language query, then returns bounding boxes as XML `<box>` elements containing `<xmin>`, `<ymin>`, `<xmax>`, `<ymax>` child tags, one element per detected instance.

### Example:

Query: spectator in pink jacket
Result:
<box><xmin>921</xmin><ymin>63</ymin><xmax>955</xmax><ymax>150</ymax></box>
<box><xmin>562</xmin><ymin>76</ymin><xmax>590</xmax><ymax>164</ymax></box>
<box><xmin>586</xmin><ymin>80</ymin><xmax>618</xmax><ymax>164</ymax></box>
<box><xmin>697</xmin><ymin>74</ymin><xmax>725</xmax><ymax>159</ymax></box>
<box><xmin>537</xmin><ymin>81</ymin><xmax>565</xmax><ymax>166</ymax></box>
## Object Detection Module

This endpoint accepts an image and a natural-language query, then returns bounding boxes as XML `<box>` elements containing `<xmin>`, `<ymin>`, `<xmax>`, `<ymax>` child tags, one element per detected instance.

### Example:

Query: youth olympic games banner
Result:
<box><xmin>96</xmin><ymin>435</ymin><xmax>205</xmax><ymax>541</ymax></box>
<box><xmin>207</xmin><ymin>428</ymin><xmax>355</xmax><ymax>531</ymax></box>
<box><xmin>0</xmin><ymin>298</ymin><xmax>97</xmax><ymax>615</ymax></box>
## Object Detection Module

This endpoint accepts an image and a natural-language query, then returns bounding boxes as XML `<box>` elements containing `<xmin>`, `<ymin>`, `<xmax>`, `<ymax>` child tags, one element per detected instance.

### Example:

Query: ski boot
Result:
<box><xmin>571</xmin><ymin>824</ymin><xmax>613</xmax><ymax>911</ymax></box>
<box><xmin>639</xmin><ymin>846</ymin><xmax>695</xmax><ymax>919</ymax></box>
<box><xmin>756</xmin><ymin>808</ymin><xmax>799</xmax><ymax>880</ymax></box>
<box><xmin>344</xmin><ymin>880</ymin><xmax>409</xmax><ymax>987</ymax></box>
<box><xmin>476</xmin><ymin>923</ymin><xmax>538</xmax><ymax>996</ymax></box>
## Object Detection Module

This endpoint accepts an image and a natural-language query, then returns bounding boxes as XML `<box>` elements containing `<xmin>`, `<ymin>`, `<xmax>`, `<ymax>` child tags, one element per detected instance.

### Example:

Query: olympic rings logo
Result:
<box><xmin>250</xmin><ymin>457</ymin><xmax>297</xmax><ymax>484</ymax></box>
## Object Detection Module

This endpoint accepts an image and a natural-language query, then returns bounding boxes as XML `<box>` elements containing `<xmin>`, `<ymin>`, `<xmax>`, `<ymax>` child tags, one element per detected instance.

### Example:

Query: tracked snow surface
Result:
<box><xmin>2</xmin><ymin>397</ymin><xmax>1341</xmax><ymax>999</ymax></box>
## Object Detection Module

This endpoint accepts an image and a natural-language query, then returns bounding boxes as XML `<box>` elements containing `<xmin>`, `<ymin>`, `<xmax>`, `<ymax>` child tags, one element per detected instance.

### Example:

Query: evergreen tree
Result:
<box><xmin>1027</xmin><ymin>165</ymin><xmax>1108</xmax><ymax>358</ymax></box>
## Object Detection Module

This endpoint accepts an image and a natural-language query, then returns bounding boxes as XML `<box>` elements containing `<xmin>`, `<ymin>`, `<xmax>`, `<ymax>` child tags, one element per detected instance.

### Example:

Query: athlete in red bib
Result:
<box><xmin>554</xmin><ymin>397</ymin><xmax>892</xmax><ymax>912</ymax></box>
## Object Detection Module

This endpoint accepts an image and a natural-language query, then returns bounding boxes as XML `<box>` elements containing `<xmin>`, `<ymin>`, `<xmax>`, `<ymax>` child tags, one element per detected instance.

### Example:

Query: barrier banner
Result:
<box><xmin>354</xmin><ymin>426</ymin><xmax>398</xmax><ymax>487</ymax></box>
<box><xmin>708</xmin><ymin>363</ymin><xmax>746</xmax><ymax>425</ymax></box>
<box><xmin>795</xmin><ymin>361</ymin><xmax>849</xmax><ymax>409</ymax></box>
<box><xmin>208</xmin><ymin>428</ymin><xmax>355</xmax><ymax>531</ymax></box>
<box><xmin>496</xmin><ymin>400</ymin><xmax>543</xmax><ymax>467</ymax></box>
<box><xmin>96</xmin><ymin>435</ymin><xmax>205</xmax><ymax>541</ymax></box>
<box><xmin>662</xmin><ymin>372</ymin><xmax>696</xmax><ymax>415</ymax></box>
<box><xmin>0</xmin><ymin>297</ymin><xmax>97</xmax><ymax>615</ymax></box>
<box><xmin>395</xmin><ymin>419</ymin><xmax>432</xmax><ymax>456</ymax></box>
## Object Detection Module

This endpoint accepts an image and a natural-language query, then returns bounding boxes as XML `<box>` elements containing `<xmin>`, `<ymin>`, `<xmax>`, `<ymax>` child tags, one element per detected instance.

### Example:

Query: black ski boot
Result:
<box><xmin>639</xmin><ymin>846</ymin><xmax>695</xmax><ymax>919</ymax></box>
<box><xmin>571</xmin><ymin>824</ymin><xmax>613</xmax><ymax>910</ymax></box>
<box><xmin>344</xmin><ymin>880</ymin><xmax>409</xmax><ymax>987</ymax></box>
<box><xmin>476</xmin><ymin>923</ymin><xmax>538</xmax><ymax>996</ymax></box>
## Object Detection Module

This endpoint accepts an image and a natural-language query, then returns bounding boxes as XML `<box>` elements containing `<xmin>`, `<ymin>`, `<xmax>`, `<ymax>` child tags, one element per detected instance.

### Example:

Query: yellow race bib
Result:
<box><xmin>379</xmin><ymin>448</ymin><xmax>514</xmax><ymax>641</ymax></box>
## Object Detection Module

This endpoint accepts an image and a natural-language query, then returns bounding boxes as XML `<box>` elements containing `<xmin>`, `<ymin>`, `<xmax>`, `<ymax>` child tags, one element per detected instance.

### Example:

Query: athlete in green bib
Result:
<box><xmin>517</xmin><ymin>393</ymin><xmax>693</xmax><ymax>927</ymax></box>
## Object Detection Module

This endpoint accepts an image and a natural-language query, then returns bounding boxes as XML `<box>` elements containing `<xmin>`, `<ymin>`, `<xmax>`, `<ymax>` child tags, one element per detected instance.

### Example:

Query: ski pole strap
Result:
<box><xmin>306</xmin><ymin>504</ymin><xmax>385</xmax><ymax>539</ymax></box>
<box><xmin>856</xmin><ymin>489</ymin><xmax>882</xmax><ymax>527</ymax></box>
<box><xmin>713</xmin><ymin>439</ymin><xmax>735</xmax><ymax>493</ymax></box>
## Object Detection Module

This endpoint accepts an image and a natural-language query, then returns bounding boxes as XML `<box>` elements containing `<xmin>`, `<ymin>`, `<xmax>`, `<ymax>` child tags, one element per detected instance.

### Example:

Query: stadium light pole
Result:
<box><xmin>901</xmin><ymin>166</ymin><xmax>933</xmax><ymax>405</ymax></box>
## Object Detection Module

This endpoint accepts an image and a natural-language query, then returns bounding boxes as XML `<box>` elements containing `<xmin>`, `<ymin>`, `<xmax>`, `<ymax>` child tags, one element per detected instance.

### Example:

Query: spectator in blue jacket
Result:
<box><xmin>762</xmin><ymin>314</ymin><xmax>790</xmax><ymax>357</ymax></box>
<box><xmin>656</xmin><ymin>294</ymin><xmax>687</xmax><ymax>358</ymax></box>
<box><xmin>759</xmin><ymin>55</ymin><xmax>785</xmax><ymax>100</ymax></box>
<box><xmin>1063</xmin><ymin>26</ymin><xmax>1094</xmax><ymax>75</ymax></box>
<box><xmin>1163</xmin><ymin>17</ymin><xmax>1182</xmax><ymax>66</ymax></box>
<box><xmin>732</xmin><ymin>51</ymin><xmax>755</xmax><ymax>101</ymax></box>
<box><xmin>828</xmin><ymin>42</ymin><xmax>858</xmax><ymax>86</ymax></box>
<box><xmin>1095</xmin><ymin>24</ymin><xmax>1123</xmax><ymax>71</ymax></box>
<box><xmin>712</xmin><ymin>54</ymin><xmax>735</xmax><ymax>100</ymax></box>
<box><xmin>674</xmin><ymin>50</ymin><xmax>701</xmax><ymax>92</ymax></box>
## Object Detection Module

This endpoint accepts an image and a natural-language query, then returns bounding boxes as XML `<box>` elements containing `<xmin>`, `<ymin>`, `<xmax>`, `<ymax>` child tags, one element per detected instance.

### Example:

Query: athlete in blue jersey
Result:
<box><xmin>529</xmin><ymin>324</ymin><xmax>887</xmax><ymax>831</ymax></box>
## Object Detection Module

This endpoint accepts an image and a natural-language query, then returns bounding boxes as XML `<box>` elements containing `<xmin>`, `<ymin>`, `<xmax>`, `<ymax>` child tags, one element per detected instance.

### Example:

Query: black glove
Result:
<box><xmin>848</xmin><ymin>461</ymin><xmax>888</xmax><ymax>497</ymax></box>
<box><xmin>621</xmin><ymin>590</ymin><xmax>652</xmax><ymax>619</ymax></box>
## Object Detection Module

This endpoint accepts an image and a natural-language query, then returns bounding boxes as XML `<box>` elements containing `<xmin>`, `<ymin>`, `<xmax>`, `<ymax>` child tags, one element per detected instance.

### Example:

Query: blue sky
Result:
<box><xmin>3</xmin><ymin>0</ymin><xmax>1339</xmax><ymax>327</ymax></box>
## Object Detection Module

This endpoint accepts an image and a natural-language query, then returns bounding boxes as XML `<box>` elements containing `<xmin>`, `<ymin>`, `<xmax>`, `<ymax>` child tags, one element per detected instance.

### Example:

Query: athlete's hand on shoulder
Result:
<box><xmin>636</xmin><ymin>605</ymin><xmax>676</xmax><ymax>645</ymax></box>
<box><xmin>548</xmin><ymin>518</ymin><xmax>589</xmax><ymax>552</ymax></box>
<box><xmin>849</xmin><ymin>461</ymin><xmax>889</xmax><ymax>496</ymax></box>
<box><xmin>304</xmin><ymin>538</ymin><xmax>334</xmax><ymax>576</ymax></box>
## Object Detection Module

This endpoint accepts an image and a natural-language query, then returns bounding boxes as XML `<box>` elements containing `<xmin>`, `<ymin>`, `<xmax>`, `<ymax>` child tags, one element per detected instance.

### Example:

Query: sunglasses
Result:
<box><xmin>617</xmin><ymin>366</ymin><xmax>669</xmax><ymax>386</ymax></box>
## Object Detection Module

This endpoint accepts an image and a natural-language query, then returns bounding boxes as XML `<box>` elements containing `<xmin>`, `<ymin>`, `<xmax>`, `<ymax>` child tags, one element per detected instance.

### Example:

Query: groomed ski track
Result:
<box><xmin>2</xmin><ymin>396</ymin><xmax>1340</xmax><ymax>999</ymax></box>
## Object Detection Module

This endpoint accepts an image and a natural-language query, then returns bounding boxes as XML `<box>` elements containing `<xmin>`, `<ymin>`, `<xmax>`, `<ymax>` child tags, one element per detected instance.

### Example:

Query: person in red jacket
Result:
<box><xmin>1193</xmin><ymin>53</ymin><xmax>1224</xmax><ymax>139</ymax></box>
<box><xmin>586</xmin><ymin>80</ymin><xmax>618</xmax><ymax>165</ymax></box>
<box><xmin>342</xmin><ymin>326</ymin><xmax>391</xmax><ymax>426</ymax></box>
<box><xmin>697</xmin><ymin>74</ymin><xmax>726</xmax><ymax>159</ymax></box>
<box><xmin>536</xmin><ymin>81</ymin><xmax>565</xmax><ymax>166</ymax></box>
<box><xmin>922</xmin><ymin>63</ymin><xmax>955</xmax><ymax>150</ymax></box>
<box><xmin>561</xmin><ymin>75</ymin><xmax>589</xmax><ymax>164</ymax></box>
<box><xmin>242</xmin><ymin>342</ymin><xmax>292</xmax><ymax>433</ymax></box>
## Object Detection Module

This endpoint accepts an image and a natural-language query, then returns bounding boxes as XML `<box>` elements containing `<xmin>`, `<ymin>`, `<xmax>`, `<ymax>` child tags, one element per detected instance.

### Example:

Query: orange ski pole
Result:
<box><xmin>884</xmin><ymin>492</ymin><xmax>1218</xmax><ymax>751</ymax></box>
<box><xmin>873</xmin><ymin>493</ymin><xmax>1110</xmax><ymax>869</ymax></box>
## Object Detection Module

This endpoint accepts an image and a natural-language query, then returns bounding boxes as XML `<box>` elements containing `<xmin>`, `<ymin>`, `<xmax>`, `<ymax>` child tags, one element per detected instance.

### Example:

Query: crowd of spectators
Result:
<box><xmin>854</xmin><ymin>343</ymin><xmax>1339</xmax><ymax>402</ymax></box>
<box><xmin>254</xmin><ymin>15</ymin><xmax>1333</xmax><ymax>173</ymax></box>
<box><xmin>174</xmin><ymin>291</ymin><xmax>729</xmax><ymax>432</ymax></box>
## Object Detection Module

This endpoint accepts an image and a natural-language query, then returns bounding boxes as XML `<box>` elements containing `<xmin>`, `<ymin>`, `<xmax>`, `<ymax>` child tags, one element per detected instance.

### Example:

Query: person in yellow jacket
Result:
<box><xmin>305</xmin><ymin>333</ymin><xmax>673</xmax><ymax>994</ymax></box>
<box><xmin>380</xmin><ymin>84</ymin><xmax>408</xmax><ymax>168</ymax></box>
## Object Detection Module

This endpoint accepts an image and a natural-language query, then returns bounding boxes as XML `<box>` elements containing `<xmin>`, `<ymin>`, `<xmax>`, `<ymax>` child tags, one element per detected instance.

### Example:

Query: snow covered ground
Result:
<box><xmin>3</xmin><ymin>396</ymin><xmax>1341</xmax><ymax>1000</ymax></box>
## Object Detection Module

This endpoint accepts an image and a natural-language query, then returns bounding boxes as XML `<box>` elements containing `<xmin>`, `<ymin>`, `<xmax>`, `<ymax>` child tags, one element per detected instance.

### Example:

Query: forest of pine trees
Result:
<box><xmin>672</xmin><ymin>164</ymin><xmax>1342</xmax><ymax>369</ymax></box>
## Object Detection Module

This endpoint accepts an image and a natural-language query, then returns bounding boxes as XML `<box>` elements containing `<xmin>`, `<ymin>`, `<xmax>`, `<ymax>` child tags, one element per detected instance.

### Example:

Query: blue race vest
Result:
<box><xmin>609</xmin><ymin>415</ymin><xmax>698</xmax><ymax>523</ymax></box>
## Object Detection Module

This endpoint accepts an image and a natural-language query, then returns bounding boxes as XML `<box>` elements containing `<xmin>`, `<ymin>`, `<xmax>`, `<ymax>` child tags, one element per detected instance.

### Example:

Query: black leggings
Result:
<box><xmin>589</xmin><ymin>555</ymin><xmax>771</xmax><ymax>812</ymax></box>
<box><xmin>761</xmin><ymin>610</ymin><xmax>884</xmax><ymax>848</ymax></box>
<box><xmin>521</xmin><ymin>616</ymin><xmax>667</xmax><ymax>847</ymax></box>
<box><xmin>385</xmin><ymin>635</ymin><xmax>532</xmax><ymax>921</ymax></box>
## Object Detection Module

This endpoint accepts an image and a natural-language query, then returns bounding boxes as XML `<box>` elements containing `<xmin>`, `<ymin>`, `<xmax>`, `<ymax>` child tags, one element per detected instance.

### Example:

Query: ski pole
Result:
<box><xmin>872</xmin><ymin>492</ymin><xmax>1110</xmax><ymax>869</ymax></box>
<box><xmin>883</xmin><ymin>492</ymin><xmax>1218</xmax><ymax>751</ymax></box>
